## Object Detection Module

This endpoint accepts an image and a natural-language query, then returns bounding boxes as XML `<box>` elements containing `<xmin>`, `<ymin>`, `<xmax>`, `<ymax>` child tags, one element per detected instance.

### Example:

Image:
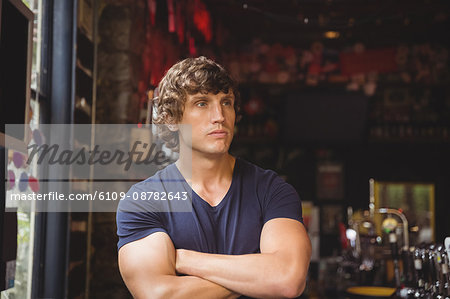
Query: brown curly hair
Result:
<box><xmin>153</xmin><ymin>56</ymin><xmax>241</xmax><ymax>152</ymax></box>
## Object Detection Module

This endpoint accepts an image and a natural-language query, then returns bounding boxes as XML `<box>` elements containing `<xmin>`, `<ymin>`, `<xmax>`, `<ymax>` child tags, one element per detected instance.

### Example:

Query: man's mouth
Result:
<box><xmin>208</xmin><ymin>130</ymin><xmax>228</xmax><ymax>138</ymax></box>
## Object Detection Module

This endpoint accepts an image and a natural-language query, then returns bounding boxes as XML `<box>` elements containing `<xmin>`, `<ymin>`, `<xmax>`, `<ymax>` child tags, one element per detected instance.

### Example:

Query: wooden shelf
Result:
<box><xmin>76</xmin><ymin>59</ymin><xmax>93</xmax><ymax>78</ymax></box>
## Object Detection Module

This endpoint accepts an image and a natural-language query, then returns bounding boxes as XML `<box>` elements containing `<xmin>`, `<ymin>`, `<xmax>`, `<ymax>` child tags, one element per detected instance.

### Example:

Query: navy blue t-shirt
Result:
<box><xmin>116</xmin><ymin>158</ymin><xmax>303</xmax><ymax>296</ymax></box>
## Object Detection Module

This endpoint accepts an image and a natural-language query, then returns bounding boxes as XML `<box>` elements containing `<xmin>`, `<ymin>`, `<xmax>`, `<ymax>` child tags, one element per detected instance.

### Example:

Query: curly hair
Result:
<box><xmin>153</xmin><ymin>56</ymin><xmax>241</xmax><ymax>152</ymax></box>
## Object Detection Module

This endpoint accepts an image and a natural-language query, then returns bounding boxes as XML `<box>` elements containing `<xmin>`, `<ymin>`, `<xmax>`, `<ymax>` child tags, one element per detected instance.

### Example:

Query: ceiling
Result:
<box><xmin>203</xmin><ymin>0</ymin><xmax>450</xmax><ymax>48</ymax></box>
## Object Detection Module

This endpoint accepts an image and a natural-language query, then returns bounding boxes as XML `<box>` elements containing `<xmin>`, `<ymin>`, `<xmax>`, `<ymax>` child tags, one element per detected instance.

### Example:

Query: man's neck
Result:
<box><xmin>176</xmin><ymin>151</ymin><xmax>235</xmax><ymax>187</ymax></box>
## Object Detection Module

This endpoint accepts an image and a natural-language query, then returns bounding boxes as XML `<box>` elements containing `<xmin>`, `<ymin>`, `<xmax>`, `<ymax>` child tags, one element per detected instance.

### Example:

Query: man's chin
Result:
<box><xmin>194</xmin><ymin>146</ymin><xmax>230</xmax><ymax>156</ymax></box>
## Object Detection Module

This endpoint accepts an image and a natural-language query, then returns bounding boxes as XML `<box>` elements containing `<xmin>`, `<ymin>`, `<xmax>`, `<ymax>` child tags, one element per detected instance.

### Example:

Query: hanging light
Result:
<box><xmin>324</xmin><ymin>31</ymin><xmax>340</xmax><ymax>39</ymax></box>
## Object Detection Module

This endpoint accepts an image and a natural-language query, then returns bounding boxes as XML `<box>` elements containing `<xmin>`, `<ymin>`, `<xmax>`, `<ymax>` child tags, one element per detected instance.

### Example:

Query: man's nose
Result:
<box><xmin>210</xmin><ymin>103</ymin><xmax>225</xmax><ymax>123</ymax></box>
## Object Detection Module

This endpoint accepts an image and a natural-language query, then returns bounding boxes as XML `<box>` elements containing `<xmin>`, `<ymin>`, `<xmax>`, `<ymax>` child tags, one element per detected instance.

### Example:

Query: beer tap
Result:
<box><xmin>403</xmin><ymin>246</ymin><xmax>417</xmax><ymax>286</ymax></box>
<box><xmin>422</xmin><ymin>245</ymin><xmax>435</xmax><ymax>298</ymax></box>
<box><xmin>427</xmin><ymin>244</ymin><xmax>440</xmax><ymax>297</ymax></box>
<box><xmin>414</xmin><ymin>247</ymin><xmax>427</xmax><ymax>298</ymax></box>
<box><xmin>382</xmin><ymin>216</ymin><xmax>401</xmax><ymax>288</ymax></box>
<box><xmin>436</xmin><ymin>244</ymin><xmax>448</xmax><ymax>298</ymax></box>
<box><xmin>443</xmin><ymin>237</ymin><xmax>450</xmax><ymax>297</ymax></box>
<box><xmin>377</xmin><ymin>208</ymin><xmax>409</xmax><ymax>251</ymax></box>
<box><xmin>399</xmin><ymin>246</ymin><xmax>418</xmax><ymax>299</ymax></box>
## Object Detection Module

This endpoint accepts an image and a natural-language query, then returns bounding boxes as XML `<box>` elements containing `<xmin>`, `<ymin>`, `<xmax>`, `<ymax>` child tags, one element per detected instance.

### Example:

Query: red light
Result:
<box><xmin>138</xmin><ymin>123</ymin><xmax>142</xmax><ymax>128</ymax></box>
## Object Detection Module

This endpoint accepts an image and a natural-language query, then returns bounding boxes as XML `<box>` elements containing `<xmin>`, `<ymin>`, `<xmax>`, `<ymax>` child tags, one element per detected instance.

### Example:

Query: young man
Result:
<box><xmin>116</xmin><ymin>56</ymin><xmax>311</xmax><ymax>299</ymax></box>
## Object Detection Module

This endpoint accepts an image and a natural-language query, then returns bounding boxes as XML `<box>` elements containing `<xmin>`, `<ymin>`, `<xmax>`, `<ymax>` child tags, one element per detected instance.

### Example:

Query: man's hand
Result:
<box><xmin>175</xmin><ymin>218</ymin><xmax>311</xmax><ymax>299</ymax></box>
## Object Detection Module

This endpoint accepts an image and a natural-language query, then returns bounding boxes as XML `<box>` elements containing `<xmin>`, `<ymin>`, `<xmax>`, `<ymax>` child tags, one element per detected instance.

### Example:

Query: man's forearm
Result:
<box><xmin>146</xmin><ymin>274</ymin><xmax>239</xmax><ymax>299</ymax></box>
<box><xmin>130</xmin><ymin>275</ymin><xmax>240</xmax><ymax>299</ymax></box>
<box><xmin>176</xmin><ymin>250</ymin><xmax>307</xmax><ymax>299</ymax></box>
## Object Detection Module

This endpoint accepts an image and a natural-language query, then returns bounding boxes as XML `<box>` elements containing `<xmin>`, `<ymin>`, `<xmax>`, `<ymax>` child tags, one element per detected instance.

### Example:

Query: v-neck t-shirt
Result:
<box><xmin>116</xmin><ymin>157</ymin><xmax>303</xmax><ymax>255</ymax></box>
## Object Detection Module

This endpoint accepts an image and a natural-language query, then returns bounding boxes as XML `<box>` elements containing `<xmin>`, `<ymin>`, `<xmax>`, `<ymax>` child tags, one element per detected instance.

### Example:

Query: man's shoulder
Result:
<box><xmin>236</xmin><ymin>157</ymin><xmax>296</xmax><ymax>196</ymax></box>
<box><xmin>124</xmin><ymin>164</ymin><xmax>184</xmax><ymax>197</ymax></box>
<box><xmin>236</xmin><ymin>158</ymin><xmax>280</xmax><ymax>182</ymax></box>
<box><xmin>132</xmin><ymin>163</ymin><xmax>180</xmax><ymax>191</ymax></box>
<box><xmin>118</xmin><ymin>163</ymin><xmax>186</xmax><ymax>213</ymax></box>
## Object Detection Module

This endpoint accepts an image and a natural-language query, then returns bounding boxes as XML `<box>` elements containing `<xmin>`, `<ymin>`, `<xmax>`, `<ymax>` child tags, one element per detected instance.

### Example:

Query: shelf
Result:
<box><xmin>71</xmin><ymin>221</ymin><xmax>88</xmax><ymax>232</ymax></box>
<box><xmin>368</xmin><ymin>136</ymin><xmax>450</xmax><ymax>144</ymax></box>
<box><xmin>78</xmin><ymin>0</ymin><xmax>94</xmax><ymax>41</ymax></box>
<box><xmin>76</xmin><ymin>59</ymin><xmax>93</xmax><ymax>78</ymax></box>
<box><xmin>75</xmin><ymin>68</ymin><xmax>93</xmax><ymax>104</ymax></box>
<box><xmin>75</xmin><ymin>96</ymin><xmax>92</xmax><ymax>115</ymax></box>
<box><xmin>375</xmin><ymin>80</ymin><xmax>450</xmax><ymax>89</ymax></box>
<box><xmin>76</xmin><ymin>30</ymin><xmax>94</xmax><ymax>70</ymax></box>
<box><xmin>78</xmin><ymin>26</ymin><xmax>93</xmax><ymax>42</ymax></box>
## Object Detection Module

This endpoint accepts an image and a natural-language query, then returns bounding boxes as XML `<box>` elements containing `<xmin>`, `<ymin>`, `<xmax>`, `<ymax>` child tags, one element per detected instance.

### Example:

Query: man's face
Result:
<box><xmin>178</xmin><ymin>91</ymin><xmax>236</xmax><ymax>156</ymax></box>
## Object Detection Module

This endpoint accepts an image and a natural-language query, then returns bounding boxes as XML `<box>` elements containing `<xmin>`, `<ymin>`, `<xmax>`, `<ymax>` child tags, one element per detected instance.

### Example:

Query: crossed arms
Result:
<box><xmin>118</xmin><ymin>218</ymin><xmax>312</xmax><ymax>299</ymax></box>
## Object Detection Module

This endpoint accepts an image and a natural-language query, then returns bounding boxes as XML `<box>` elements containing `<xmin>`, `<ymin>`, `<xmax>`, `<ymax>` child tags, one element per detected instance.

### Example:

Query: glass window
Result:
<box><xmin>1</xmin><ymin>1</ymin><xmax>42</xmax><ymax>298</ymax></box>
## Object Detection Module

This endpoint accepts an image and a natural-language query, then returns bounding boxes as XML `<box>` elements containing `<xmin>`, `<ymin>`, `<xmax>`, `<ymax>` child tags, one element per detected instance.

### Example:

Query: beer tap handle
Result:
<box><xmin>441</xmin><ymin>246</ymin><xmax>450</xmax><ymax>297</ymax></box>
<box><xmin>415</xmin><ymin>248</ymin><xmax>426</xmax><ymax>289</ymax></box>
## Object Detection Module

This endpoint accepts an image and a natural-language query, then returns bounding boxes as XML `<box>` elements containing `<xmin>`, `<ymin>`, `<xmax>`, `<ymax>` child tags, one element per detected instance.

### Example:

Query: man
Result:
<box><xmin>116</xmin><ymin>56</ymin><xmax>311</xmax><ymax>299</ymax></box>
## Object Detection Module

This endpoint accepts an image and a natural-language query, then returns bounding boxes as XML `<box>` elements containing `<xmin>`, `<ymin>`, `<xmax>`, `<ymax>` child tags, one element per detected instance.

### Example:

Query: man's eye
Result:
<box><xmin>223</xmin><ymin>101</ymin><xmax>232</xmax><ymax>106</ymax></box>
<box><xmin>196</xmin><ymin>102</ymin><xmax>207</xmax><ymax>107</ymax></box>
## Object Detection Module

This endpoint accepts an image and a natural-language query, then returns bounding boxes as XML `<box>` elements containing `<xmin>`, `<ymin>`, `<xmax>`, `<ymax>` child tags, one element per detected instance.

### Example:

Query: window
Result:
<box><xmin>1</xmin><ymin>1</ymin><xmax>42</xmax><ymax>298</ymax></box>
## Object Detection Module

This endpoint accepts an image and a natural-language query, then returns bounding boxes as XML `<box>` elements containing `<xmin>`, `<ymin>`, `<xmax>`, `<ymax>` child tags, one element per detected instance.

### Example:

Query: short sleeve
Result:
<box><xmin>263</xmin><ymin>176</ymin><xmax>303</xmax><ymax>224</ymax></box>
<box><xmin>116</xmin><ymin>185</ymin><xmax>167</xmax><ymax>250</ymax></box>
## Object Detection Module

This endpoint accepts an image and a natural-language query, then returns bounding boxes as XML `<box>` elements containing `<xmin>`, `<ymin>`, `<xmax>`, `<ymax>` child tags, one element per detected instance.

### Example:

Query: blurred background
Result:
<box><xmin>1</xmin><ymin>0</ymin><xmax>450</xmax><ymax>298</ymax></box>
